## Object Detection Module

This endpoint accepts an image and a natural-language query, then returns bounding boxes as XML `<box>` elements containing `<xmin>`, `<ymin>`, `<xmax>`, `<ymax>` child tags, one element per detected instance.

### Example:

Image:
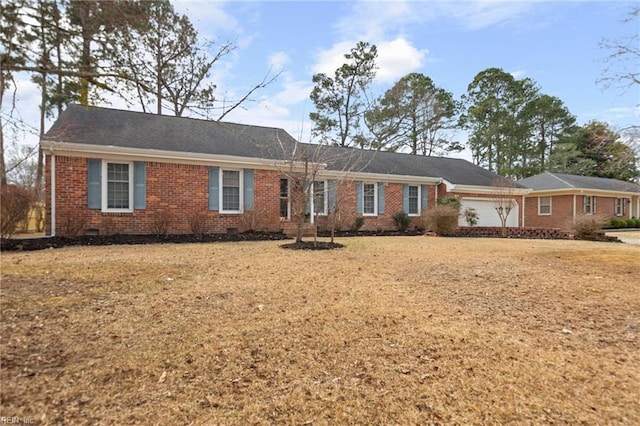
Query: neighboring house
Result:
<box><xmin>41</xmin><ymin>104</ymin><xmax>528</xmax><ymax>237</ymax></box>
<box><xmin>518</xmin><ymin>172</ymin><xmax>640</xmax><ymax>229</ymax></box>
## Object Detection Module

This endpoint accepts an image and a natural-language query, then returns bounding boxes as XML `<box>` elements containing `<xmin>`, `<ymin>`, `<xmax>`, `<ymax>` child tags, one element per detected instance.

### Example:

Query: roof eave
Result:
<box><xmin>448</xmin><ymin>184</ymin><xmax>531</xmax><ymax>196</ymax></box>
<box><xmin>41</xmin><ymin>140</ymin><xmax>314</xmax><ymax>171</ymax></box>
<box><xmin>526</xmin><ymin>187</ymin><xmax>640</xmax><ymax>197</ymax></box>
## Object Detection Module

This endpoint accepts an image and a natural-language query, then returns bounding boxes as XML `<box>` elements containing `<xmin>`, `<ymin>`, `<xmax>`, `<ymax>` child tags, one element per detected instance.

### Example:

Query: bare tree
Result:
<box><xmin>599</xmin><ymin>6</ymin><xmax>640</xmax><ymax>94</ymax></box>
<box><xmin>272</xmin><ymin>134</ymin><xmax>368</xmax><ymax>245</ymax></box>
<box><xmin>117</xmin><ymin>1</ymin><xmax>280</xmax><ymax>119</ymax></box>
<box><xmin>490</xmin><ymin>177</ymin><xmax>518</xmax><ymax>237</ymax></box>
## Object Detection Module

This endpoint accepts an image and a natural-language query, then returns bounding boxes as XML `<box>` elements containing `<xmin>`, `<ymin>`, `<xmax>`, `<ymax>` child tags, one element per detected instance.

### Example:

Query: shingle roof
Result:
<box><xmin>43</xmin><ymin>104</ymin><xmax>511</xmax><ymax>187</ymax></box>
<box><xmin>43</xmin><ymin>104</ymin><xmax>298</xmax><ymax>159</ymax></box>
<box><xmin>518</xmin><ymin>172</ymin><xmax>640</xmax><ymax>194</ymax></box>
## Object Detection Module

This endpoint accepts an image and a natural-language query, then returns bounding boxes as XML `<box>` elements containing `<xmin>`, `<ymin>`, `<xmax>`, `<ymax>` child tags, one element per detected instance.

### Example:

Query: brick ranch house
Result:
<box><xmin>41</xmin><ymin>104</ymin><xmax>530</xmax><ymax>237</ymax></box>
<box><xmin>519</xmin><ymin>172</ymin><xmax>640</xmax><ymax>229</ymax></box>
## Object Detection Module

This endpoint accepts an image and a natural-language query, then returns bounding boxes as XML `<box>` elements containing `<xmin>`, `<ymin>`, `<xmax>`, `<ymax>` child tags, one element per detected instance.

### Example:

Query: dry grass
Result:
<box><xmin>1</xmin><ymin>237</ymin><xmax>639</xmax><ymax>425</ymax></box>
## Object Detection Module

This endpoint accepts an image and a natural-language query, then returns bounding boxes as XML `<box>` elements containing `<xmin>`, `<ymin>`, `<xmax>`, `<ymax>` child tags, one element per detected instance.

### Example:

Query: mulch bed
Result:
<box><xmin>0</xmin><ymin>231</ymin><xmax>288</xmax><ymax>252</ymax></box>
<box><xmin>281</xmin><ymin>241</ymin><xmax>345</xmax><ymax>250</ymax></box>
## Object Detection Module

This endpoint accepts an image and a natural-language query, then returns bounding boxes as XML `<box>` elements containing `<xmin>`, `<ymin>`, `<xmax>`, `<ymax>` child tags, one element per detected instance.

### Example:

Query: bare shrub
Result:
<box><xmin>241</xmin><ymin>208</ymin><xmax>275</xmax><ymax>232</ymax></box>
<box><xmin>151</xmin><ymin>210</ymin><xmax>174</xmax><ymax>235</ymax></box>
<box><xmin>421</xmin><ymin>204</ymin><xmax>459</xmax><ymax>236</ymax></box>
<box><xmin>571</xmin><ymin>214</ymin><xmax>608</xmax><ymax>240</ymax></box>
<box><xmin>188</xmin><ymin>212</ymin><xmax>209</xmax><ymax>235</ymax></box>
<box><xmin>1</xmin><ymin>185</ymin><xmax>35</xmax><ymax>238</ymax></box>
<box><xmin>57</xmin><ymin>209</ymin><xmax>88</xmax><ymax>237</ymax></box>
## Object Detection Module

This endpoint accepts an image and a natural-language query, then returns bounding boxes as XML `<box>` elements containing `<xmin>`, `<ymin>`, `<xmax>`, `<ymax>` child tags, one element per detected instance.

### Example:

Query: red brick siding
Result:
<box><xmin>314</xmin><ymin>181</ymin><xmax>437</xmax><ymax>231</ymax></box>
<box><xmin>524</xmin><ymin>194</ymin><xmax>633</xmax><ymax>229</ymax></box>
<box><xmin>46</xmin><ymin>155</ymin><xmax>520</xmax><ymax>236</ymax></box>
<box><xmin>47</xmin><ymin>156</ymin><xmax>283</xmax><ymax>236</ymax></box>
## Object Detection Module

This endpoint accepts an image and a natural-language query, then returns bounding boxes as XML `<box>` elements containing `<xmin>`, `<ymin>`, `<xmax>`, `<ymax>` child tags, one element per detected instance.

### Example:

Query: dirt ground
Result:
<box><xmin>1</xmin><ymin>236</ymin><xmax>639</xmax><ymax>425</ymax></box>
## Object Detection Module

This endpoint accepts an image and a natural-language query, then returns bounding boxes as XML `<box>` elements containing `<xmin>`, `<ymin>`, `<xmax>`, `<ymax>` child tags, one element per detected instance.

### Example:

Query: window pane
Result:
<box><xmin>539</xmin><ymin>197</ymin><xmax>550</xmax><ymax>215</ymax></box>
<box><xmin>314</xmin><ymin>181</ymin><xmax>325</xmax><ymax>214</ymax></box>
<box><xmin>615</xmin><ymin>198</ymin><xmax>624</xmax><ymax>215</ymax></box>
<box><xmin>280</xmin><ymin>179</ymin><xmax>289</xmax><ymax>218</ymax></box>
<box><xmin>584</xmin><ymin>196</ymin><xmax>592</xmax><ymax>214</ymax></box>
<box><xmin>222</xmin><ymin>170</ymin><xmax>240</xmax><ymax>211</ymax></box>
<box><xmin>363</xmin><ymin>183</ymin><xmax>375</xmax><ymax>214</ymax></box>
<box><xmin>107</xmin><ymin>163</ymin><xmax>129</xmax><ymax>209</ymax></box>
<box><xmin>408</xmin><ymin>185</ymin><xmax>419</xmax><ymax>214</ymax></box>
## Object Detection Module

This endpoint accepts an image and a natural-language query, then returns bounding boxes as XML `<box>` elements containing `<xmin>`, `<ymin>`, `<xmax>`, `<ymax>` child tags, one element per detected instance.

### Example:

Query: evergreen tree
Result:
<box><xmin>365</xmin><ymin>73</ymin><xmax>461</xmax><ymax>155</ymax></box>
<box><xmin>310</xmin><ymin>41</ymin><xmax>378</xmax><ymax>147</ymax></box>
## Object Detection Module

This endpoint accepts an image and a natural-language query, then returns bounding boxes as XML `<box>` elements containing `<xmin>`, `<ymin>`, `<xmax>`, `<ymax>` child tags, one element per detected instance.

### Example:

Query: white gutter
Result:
<box><xmin>50</xmin><ymin>153</ymin><xmax>56</xmax><ymax>236</ymax></box>
<box><xmin>40</xmin><ymin>140</ymin><xmax>309</xmax><ymax>171</ymax></box>
<box><xmin>448</xmin><ymin>184</ymin><xmax>531</xmax><ymax>196</ymax></box>
<box><xmin>527</xmin><ymin>187</ymin><xmax>640</xmax><ymax>198</ymax></box>
<box><xmin>319</xmin><ymin>169</ymin><xmax>441</xmax><ymax>184</ymax></box>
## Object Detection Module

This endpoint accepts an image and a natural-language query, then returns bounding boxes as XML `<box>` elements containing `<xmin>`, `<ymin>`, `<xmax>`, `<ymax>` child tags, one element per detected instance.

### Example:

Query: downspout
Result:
<box><xmin>572</xmin><ymin>194</ymin><xmax>576</xmax><ymax>219</ymax></box>
<box><xmin>521</xmin><ymin>195</ymin><xmax>525</xmax><ymax>227</ymax></box>
<box><xmin>50</xmin><ymin>152</ymin><xmax>56</xmax><ymax>236</ymax></box>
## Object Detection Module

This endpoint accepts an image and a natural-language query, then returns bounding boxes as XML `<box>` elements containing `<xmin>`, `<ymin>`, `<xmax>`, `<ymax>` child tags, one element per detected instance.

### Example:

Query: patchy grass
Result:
<box><xmin>1</xmin><ymin>237</ymin><xmax>639</xmax><ymax>425</ymax></box>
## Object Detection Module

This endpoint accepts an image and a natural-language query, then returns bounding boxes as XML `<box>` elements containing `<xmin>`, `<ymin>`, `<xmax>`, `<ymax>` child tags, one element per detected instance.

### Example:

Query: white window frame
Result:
<box><xmin>220</xmin><ymin>168</ymin><xmax>243</xmax><ymax>214</ymax></box>
<box><xmin>538</xmin><ymin>196</ymin><xmax>551</xmax><ymax>216</ymax></box>
<box><xmin>102</xmin><ymin>160</ymin><xmax>133</xmax><ymax>213</ymax></box>
<box><xmin>615</xmin><ymin>198</ymin><xmax>625</xmax><ymax>216</ymax></box>
<box><xmin>408</xmin><ymin>185</ymin><xmax>421</xmax><ymax>216</ymax></box>
<box><xmin>362</xmin><ymin>182</ymin><xmax>378</xmax><ymax>216</ymax></box>
<box><xmin>583</xmin><ymin>195</ymin><xmax>595</xmax><ymax>215</ymax></box>
<box><xmin>312</xmin><ymin>180</ymin><xmax>328</xmax><ymax>216</ymax></box>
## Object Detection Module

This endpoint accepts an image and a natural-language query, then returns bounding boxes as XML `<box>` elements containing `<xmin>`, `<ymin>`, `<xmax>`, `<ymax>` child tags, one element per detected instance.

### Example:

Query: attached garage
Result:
<box><xmin>459</xmin><ymin>198</ymin><xmax>519</xmax><ymax>227</ymax></box>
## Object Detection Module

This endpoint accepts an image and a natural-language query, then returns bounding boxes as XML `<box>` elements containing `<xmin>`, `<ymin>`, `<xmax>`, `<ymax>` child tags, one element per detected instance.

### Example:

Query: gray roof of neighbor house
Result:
<box><xmin>518</xmin><ymin>172</ymin><xmax>640</xmax><ymax>194</ymax></box>
<box><xmin>42</xmin><ymin>104</ymin><xmax>511</xmax><ymax>187</ymax></box>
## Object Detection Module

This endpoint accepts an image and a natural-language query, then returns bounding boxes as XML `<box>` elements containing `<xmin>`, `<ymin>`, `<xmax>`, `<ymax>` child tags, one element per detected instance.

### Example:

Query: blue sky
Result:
<box><xmin>6</xmin><ymin>0</ymin><xmax>639</xmax><ymax>161</ymax></box>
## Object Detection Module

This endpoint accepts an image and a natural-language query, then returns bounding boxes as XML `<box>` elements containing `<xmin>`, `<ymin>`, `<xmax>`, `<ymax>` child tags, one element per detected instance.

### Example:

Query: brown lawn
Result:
<box><xmin>1</xmin><ymin>237</ymin><xmax>639</xmax><ymax>425</ymax></box>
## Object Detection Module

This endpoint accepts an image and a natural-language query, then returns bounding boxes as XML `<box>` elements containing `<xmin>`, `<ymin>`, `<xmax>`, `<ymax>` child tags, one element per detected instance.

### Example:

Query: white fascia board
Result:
<box><xmin>526</xmin><ymin>188</ymin><xmax>640</xmax><ymax>197</ymax></box>
<box><xmin>319</xmin><ymin>169</ymin><xmax>442</xmax><ymax>184</ymax></box>
<box><xmin>41</xmin><ymin>140</ymin><xmax>318</xmax><ymax>171</ymax></box>
<box><xmin>442</xmin><ymin>179</ymin><xmax>455</xmax><ymax>192</ymax></box>
<box><xmin>450</xmin><ymin>184</ymin><xmax>531</xmax><ymax>196</ymax></box>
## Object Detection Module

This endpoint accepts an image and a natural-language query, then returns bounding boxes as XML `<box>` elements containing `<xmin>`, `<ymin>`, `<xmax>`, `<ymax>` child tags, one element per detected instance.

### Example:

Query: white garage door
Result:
<box><xmin>459</xmin><ymin>198</ymin><xmax>519</xmax><ymax>227</ymax></box>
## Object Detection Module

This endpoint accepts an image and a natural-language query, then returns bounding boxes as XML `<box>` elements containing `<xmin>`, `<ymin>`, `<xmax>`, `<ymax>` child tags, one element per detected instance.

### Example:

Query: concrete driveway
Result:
<box><xmin>605</xmin><ymin>230</ymin><xmax>640</xmax><ymax>245</ymax></box>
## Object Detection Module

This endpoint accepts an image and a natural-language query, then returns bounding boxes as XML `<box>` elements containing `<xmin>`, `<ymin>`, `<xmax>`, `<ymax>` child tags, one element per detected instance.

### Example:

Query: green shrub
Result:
<box><xmin>421</xmin><ymin>204</ymin><xmax>459</xmax><ymax>236</ymax></box>
<box><xmin>610</xmin><ymin>218</ymin><xmax>624</xmax><ymax>228</ymax></box>
<box><xmin>571</xmin><ymin>214</ymin><xmax>608</xmax><ymax>240</ymax></box>
<box><xmin>625</xmin><ymin>218</ymin><xmax>636</xmax><ymax>228</ymax></box>
<box><xmin>634</xmin><ymin>218</ymin><xmax>640</xmax><ymax>228</ymax></box>
<box><xmin>353</xmin><ymin>217</ymin><xmax>365</xmax><ymax>231</ymax></box>
<box><xmin>392</xmin><ymin>212</ymin><xmax>411</xmax><ymax>231</ymax></box>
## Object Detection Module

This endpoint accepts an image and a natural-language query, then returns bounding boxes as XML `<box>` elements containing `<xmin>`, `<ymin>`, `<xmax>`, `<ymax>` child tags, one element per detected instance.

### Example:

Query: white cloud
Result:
<box><xmin>311</xmin><ymin>40</ymin><xmax>358</xmax><ymax>76</ymax></box>
<box><xmin>273</xmin><ymin>77</ymin><xmax>314</xmax><ymax>107</ymax></box>
<box><xmin>335</xmin><ymin>0</ymin><xmax>417</xmax><ymax>41</ymax></box>
<box><xmin>442</xmin><ymin>1</ymin><xmax>536</xmax><ymax>31</ymax></box>
<box><xmin>376</xmin><ymin>38</ymin><xmax>428</xmax><ymax>83</ymax></box>
<box><xmin>311</xmin><ymin>37</ymin><xmax>427</xmax><ymax>84</ymax></box>
<box><xmin>510</xmin><ymin>69</ymin><xmax>527</xmax><ymax>79</ymax></box>
<box><xmin>173</xmin><ymin>1</ymin><xmax>240</xmax><ymax>36</ymax></box>
<box><xmin>268</xmin><ymin>52</ymin><xmax>290</xmax><ymax>71</ymax></box>
<box><xmin>582</xmin><ymin>105</ymin><xmax>640</xmax><ymax>128</ymax></box>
